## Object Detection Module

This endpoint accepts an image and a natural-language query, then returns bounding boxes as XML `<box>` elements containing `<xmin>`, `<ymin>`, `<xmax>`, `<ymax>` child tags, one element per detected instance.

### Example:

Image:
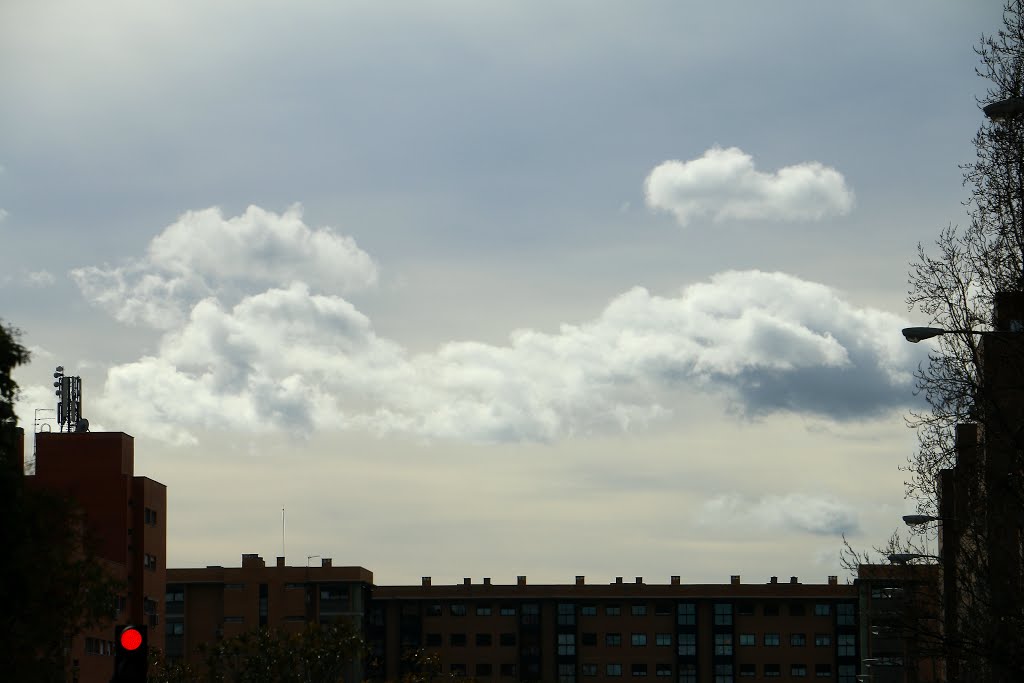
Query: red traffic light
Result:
<box><xmin>120</xmin><ymin>627</ymin><xmax>143</xmax><ymax>651</ymax></box>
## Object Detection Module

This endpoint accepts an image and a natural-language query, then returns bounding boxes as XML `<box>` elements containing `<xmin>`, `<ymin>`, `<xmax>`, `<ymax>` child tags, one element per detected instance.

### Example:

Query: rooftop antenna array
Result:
<box><xmin>53</xmin><ymin>365</ymin><xmax>89</xmax><ymax>433</ymax></box>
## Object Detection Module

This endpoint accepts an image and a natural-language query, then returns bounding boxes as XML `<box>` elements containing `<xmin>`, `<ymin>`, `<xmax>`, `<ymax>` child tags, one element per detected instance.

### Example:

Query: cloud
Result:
<box><xmin>71</xmin><ymin>212</ymin><xmax>922</xmax><ymax>445</ymax></box>
<box><xmin>0</xmin><ymin>269</ymin><xmax>57</xmax><ymax>287</ymax></box>
<box><xmin>701</xmin><ymin>493</ymin><xmax>860</xmax><ymax>536</ymax></box>
<box><xmin>70</xmin><ymin>205</ymin><xmax>378</xmax><ymax>329</ymax></box>
<box><xmin>644</xmin><ymin>146</ymin><xmax>854</xmax><ymax>226</ymax></box>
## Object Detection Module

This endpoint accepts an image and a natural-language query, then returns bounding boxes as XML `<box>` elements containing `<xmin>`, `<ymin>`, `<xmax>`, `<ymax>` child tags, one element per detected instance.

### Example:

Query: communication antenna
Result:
<box><xmin>281</xmin><ymin>507</ymin><xmax>286</xmax><ymax>561</ymax></box>
<box><xmin>53</xmin><ymin>365</ymin><xmax>89</xmax><ymax>433</ymax></box>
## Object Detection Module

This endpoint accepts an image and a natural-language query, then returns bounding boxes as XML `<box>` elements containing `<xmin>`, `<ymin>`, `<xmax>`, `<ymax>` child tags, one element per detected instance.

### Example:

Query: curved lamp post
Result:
<box><xmin>887</xmin><ymin>553</ymin><xmax>942</xmax><ymax>565</ymax></box>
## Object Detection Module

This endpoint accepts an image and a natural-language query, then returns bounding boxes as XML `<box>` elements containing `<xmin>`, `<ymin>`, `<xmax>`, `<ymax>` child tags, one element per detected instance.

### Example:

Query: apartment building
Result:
<box><xmin>165</xmin><ymin>554</ymin><xmax>374</xmax><ymax>681</ymax></box>
<box><xmin>368</xmin><ymin>574</ymin><xmax>860</xmax><ymax>683</ymax></box>
<box><xmin>27</xmin><ymin>431</ymin><xmax>167</xmax><ymax>683</ymax></box>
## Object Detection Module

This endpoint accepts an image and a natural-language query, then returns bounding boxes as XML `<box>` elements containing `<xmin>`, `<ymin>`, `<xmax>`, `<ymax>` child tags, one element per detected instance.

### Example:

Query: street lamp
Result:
<box><xmin>900</xmin><ymin>326</ymin><xmax>1000</xmax><ymax>343</ymax></box>
<box><xmin>888</xmin><ymin>553</ymin><xmax>942</xmax><ymax>564</ymax></box>
<box><xmin>902</xmin><ymin>515</ymin><xmax>944</xmax><ymax>526</ymax></box>
<box><xmin>983</xmin><ymin>96</ymin><xmax>1024</xmax><ymax>121</ymax></box>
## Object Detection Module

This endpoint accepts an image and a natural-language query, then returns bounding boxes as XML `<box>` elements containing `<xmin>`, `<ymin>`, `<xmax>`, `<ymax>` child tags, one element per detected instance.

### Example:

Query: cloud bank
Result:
<box><xmin>644</xmin><ymin>146</ymin><xmax>854</xmax><ymax>226</ymax></box>
<box><xmin>70</xmin><ymin>205</ymin><xmax>920</xmax><ymax>445</ymax></box>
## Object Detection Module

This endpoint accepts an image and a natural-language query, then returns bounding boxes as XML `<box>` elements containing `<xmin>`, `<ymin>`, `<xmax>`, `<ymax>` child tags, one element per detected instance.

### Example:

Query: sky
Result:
<box><xmin>0</xmin><ymin>1</ymin><xmax>1005</xmax><ymax>586</ymax></box>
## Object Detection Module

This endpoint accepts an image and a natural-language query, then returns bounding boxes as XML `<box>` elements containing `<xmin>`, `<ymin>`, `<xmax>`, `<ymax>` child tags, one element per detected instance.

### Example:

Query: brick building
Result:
<box><xmin>165</xmin><ymin>554</ymin><xmax>373</xmax><ymax>681</ymax></box>
<box><xmin>27</xmin><ymin>431</ymin><xmax>167</xmax><ymax>683</ymax></box>
<box><xmin>368</xmin><ymin>574</ymin><xmax>860</xmax><ymax>683</ymax></box>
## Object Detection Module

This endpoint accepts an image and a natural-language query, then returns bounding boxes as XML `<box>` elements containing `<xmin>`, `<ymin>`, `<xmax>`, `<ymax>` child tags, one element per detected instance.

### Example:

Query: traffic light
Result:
<box><xmin>113</xmin><ymin>624</ymin><xmax>148</xmax><ymax>683</ymax></box>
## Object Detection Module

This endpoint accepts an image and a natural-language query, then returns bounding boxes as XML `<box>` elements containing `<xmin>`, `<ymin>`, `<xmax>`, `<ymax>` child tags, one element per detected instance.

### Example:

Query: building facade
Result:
<box><xmin>367</xmin><ymin>574</ymin><xmax>859</xmax><ymax>683</ymax></box>
<box><xmin>165</xmin><ymin>554</ymin><xmax>373</xmax><ymax>681</ymax></box>
<box><xmin>28</xmin><ymin>431</ymin><xmax>167</xmax><ymax>683</ymax></box>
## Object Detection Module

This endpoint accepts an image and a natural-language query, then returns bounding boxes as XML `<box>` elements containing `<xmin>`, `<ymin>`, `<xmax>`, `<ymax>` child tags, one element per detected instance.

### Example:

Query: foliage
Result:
<box><xmin>199</xmin><ymin>620</ymin><xmax>366</xmax><ymax>683</ymax></box>
<box><xmin>0</xmin><ymin>320</ymin><xmax>124</xmax><ymax>681</ymax></box>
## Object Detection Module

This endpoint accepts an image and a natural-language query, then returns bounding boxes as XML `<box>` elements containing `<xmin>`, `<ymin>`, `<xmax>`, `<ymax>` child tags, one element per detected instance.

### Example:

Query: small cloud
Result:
<box><xmin>701</xmin><ymin>493</ymin><xmax>860</xmax><ymax>536</ymax></box>
<box><xmin>644</xmin><ymin>146</ymin><xmax>854</xmax><ymax>226</ymax></box>
<box><xmin>25</xmin><ymin>270</ymin><xmax>55</xmax><ymax>287</ymax></box>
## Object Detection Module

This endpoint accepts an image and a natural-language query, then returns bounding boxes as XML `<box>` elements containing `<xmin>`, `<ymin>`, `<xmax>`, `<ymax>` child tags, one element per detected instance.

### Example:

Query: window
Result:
<box><xmin>500</xmin><ymin>663</ymin><xmax>516</xmax><ymax>677</ymax></box>
<box><xmin>607</xmin><ymin>633</ymin><xmax>622</xmax><ymax>646</ymax></box>
<box><xmin>838</xmin><ymin>665</ymin><xmax>856</xmax><ymax>683</ymax></box>
<box><xmin>144</xmin><ymin>598</ymin><xmax>158</xmax><ymax>616</ymax></box>
<box><xmin>656</xmin><ymin>664</ymin><xmax>672</xmax><ymax>677</ymax></box>
<box><xmin>631</xmin><ymin>604</ymin><xmax>648</xmax><ymax>616</ymax></box>
<box><xmin>814</xmin><ymin>634</ymin><xmax>832</xmax><ymax>647</ymax></box>
<box><xmin>792</xmin><ymin>664</ymin><xmax>807</xmax><ymax>677</ymax></box>
<box><xmin>476</xmin><ymin>633</ymin><xmax>492</xmax><ymax>646</ymax></box>
<box><xmin>679</xmin><ymin>663</ymin><xmax>697</xmax><ymax>683</ymax></box>
<box><xmin>144</xmin><ymin>507</ymin><xmax>158</xmax><ymax>526</ymax></box>
<box><xmin>522</xmin><ymin>603</ymin><xmax>539</xmax><ymax>625</ymax></box>
<box><xmin>559</xmin><ymin>603</ymin><xmax>577</xmax><ymax>626</ymax></box>
<box><xmin>837</xmin><ymin>634</ymin><xmax>855</xmax><ymax>656</ymax></box>
<box><xmin>764</xmin><ymin>664</ymin><xmax>780</xmax><ymax>678</ymax></box>
<box><xmin>582</xmin><ymin>632</ymin><xmax>597</xmax><ymax>646</ymax></box>
<box><xmin>426</xmin><ymin>604</ymin><xmax>442</xmax><ymax>617</ymax></box>
<box><xmin>450</xmin><ymin>664</ymin><xmax>466</xmax><ymax>676</ymax></box>
<box><xmin>763</xmin><ymin>604</ymin><xmax>779</xmax><ymax>616</ymax></box>
<box><xmin>425</xmin><ymin>633</ymin><xmax>442</xmax><ymax>646</ymax></box>
<box><xmin>655</xmin><ymin>602</ymin><xmax>672</xmax><ymax>616</ymax></box>
<box><xmin>714</xmin><ymin>664</ymin><xmax>733</xmax><ymax>683</ymax></box>
<box><xmin>582</xmin><ymin>664</ymin><xmax>598</xmax><ymax>677</ymax></box>
<box><xmin>477</xmin><ymin>605</ymin><xmax>492</xmax><ymax>616</ymax></box>
<box><xmin>714</xmin><ymin>633</ymin><xmax>732</xmax><ymax>656</ymax></box>
<box><xmin>815</xmin><ymin>664</ymin><xmax>832</xmax><ymax>678</ymax></box>
<box><xmin>677</xmin><ymin>603</ymin><xmax>696</xmax><ymax>626</ymax></box>
<box><xmin>677</xmin><ymin>633</ymin><xmax>695</xmax><ymax>656</ymax></box>
<box><xmin>790</xmin><ymin>603</ymin><xmax>806</xmax><ymax>616</ymax></box>
<box><xmin>166</xmin><ymin>589</ymin><xmax>184</xmax><ymax>604</ymax></box>
<box><xmin>764</xmin><ymin>633</ymin><xmax>780</xmax><ymax>646</ymax></box>
<box><xmin>558</xmin><ymin>633</ymin><xmax>576</xmax><ymax>656</ymax></box>
<box><xmin>655</xmin><ymin>633</ymin><xmax>671</xmax><ymax>646</ymax></box>
<box><xmin>814</xmin><ymin>604</ymin><xmax>831</xmax><ymax>616</ymax></box>
<box><xmin>500</xmin><ymin>605</ymin><xmax>516</xmax><ymax>616</ymax></box>
<box><xmin>144</xmin><ymin>553</ymin><xmax>158</xmax><ymax>570</ymax></box>
<box><xmin>166</xmin><ymin>621</ymin><xmax>184</xmax><ymax>636</ymax></box>
<box><xmin>632</xmin><ymin>664</ymin><xmax>648</xmax><ymax>677</ymax></box>
<box><xmin>739</xmin><ymin>633</ymin><xmax>755</xmax><ymax>646</ymax></box>
<box><xmin>450</xmin><ymin>604</ymin><xmax>467</xmax><ymax>616</ymax></box>
<box><xmin>737</xmin><ymin>601</ymin><xmax>754</xmax><ymax>616</ymax></box>
<box><xmin>560</xmin><ymin>663</ymin><xmax>576</xmax><ymax>683</ymax></box>
<box><xmin>607</xmin><ymin>605</ymin><xmax>622</xmax><ymax>616</ymax></box>
<box><xmin>607</xmin><ymin>664</ymin><xmax>623</xmax><ymax>677</ymax></box>
<box><xmin>714</xmin><ymin>603</ymin><xmax>732</xmax><ymax>626</ymax></box>
<box><xmin>631</xmin><ymin>633</ymin><xmax>647</xmax><ymax>647</ymax></box>
<box><xmin>477</xmin><ymin>663</ymin><xmax>493</xmax><ymax>677</ymax></box>
<box><xmin>581</xmin><ymin>605</ymin><xmax>597</xmax><ymax>616</ymax></box>
<box><xmin>500</xmin><ymin>632</ymin><xmax>516</xmax><ymax>646</ymax></box>
<box><xmin>739</xmin><ymin>664</ymin><xmax>755</xmax><ymax>677</ymax></box>
<box><xmin>791</xmin><ymin>633</ymin><xmax>806</xmax><ymax>646</ymax></box>
<box><xmin>450</xmin><ymin>633</ymin><xmax>466</xmax><ymax>646</ymax></box>
<box><xmin>837</xmin><ymin>604</ymin><xmax>855</xmax><ymax>626</ymax></box>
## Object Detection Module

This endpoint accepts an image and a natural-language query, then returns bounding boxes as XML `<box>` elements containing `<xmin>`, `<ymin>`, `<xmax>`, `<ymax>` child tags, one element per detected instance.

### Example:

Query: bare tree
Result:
<box><xmin>901</xmin><ymin>2</ymin><xmax>1024</xmax><ymax>680</ymax></box>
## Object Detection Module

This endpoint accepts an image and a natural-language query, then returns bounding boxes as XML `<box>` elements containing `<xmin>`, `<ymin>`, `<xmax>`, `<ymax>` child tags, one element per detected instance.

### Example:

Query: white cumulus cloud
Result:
<box><xmin>644</xmin><ymin>146</ymin><xmax>855</xmax><ymax>226</ymax></box>
<box><xmin>70</xmin><ymin>205</ymin><xmax>378</xmax><ymax>329</ymax></box>
<box><xmin>72</xmin><ymin>212</ymin><xmax>922</xmax><ymax>445</ymax></box>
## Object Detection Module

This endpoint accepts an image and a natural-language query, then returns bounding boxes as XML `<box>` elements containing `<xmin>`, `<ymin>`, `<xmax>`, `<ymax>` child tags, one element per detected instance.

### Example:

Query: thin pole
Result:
<box><xmin>281</xmin><ymin>507</ymin><xmax>285</xmax><ymax>560</ymax></box>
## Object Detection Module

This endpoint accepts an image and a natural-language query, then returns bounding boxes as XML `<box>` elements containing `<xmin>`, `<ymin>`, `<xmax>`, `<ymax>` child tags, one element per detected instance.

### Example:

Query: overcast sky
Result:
<box><xmin>0</xmin><ymin>1</ymin><xmax>1002</xmax><ymax>585</ymax></box>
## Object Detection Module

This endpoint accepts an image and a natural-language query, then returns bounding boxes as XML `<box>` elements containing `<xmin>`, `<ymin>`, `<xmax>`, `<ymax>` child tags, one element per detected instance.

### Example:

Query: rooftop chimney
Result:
<box><xmin>635</xmin><ymin>576</ymin><xmax>643</xmax><ymax>584</ymax></box>
<box><xmin>517</xmin><ymin>576</ymin><xmax>526</xmax><ymax>587</ymax></box>
<box><xmin>276</xmin><ymin>556</ymin><xmax>285</xmax><ymax>568</ymax></box>
<box><xmin>769</xmin><ymin>576</ymin><xmax>778</xmax><ymax>584</ymax></box>
<box><xmin>464</xmin><ymin>578</ymin><xmax>471</xmax><ymax>586</ymax></box>
<box><xmin>321</xmin><ymin>558</ymin><xmax>332</xmax><ymax>568</ymax></box>
<box><xmin>790</xmin><ymin>576</ymin><xmax>799</xmax><ymax>584</ymax></box>
<box><xmin>241</xmin><ymin>554</ymin><xmax>265</xmax><ymax>568</ymax></box>
<box><xmin>422</xmin><ymin>577</ymin><xmax>431</xmax><ymax>587</ymax></box>
<box><xmin>671</xmin><ymin>576</ymin><xmax>680</xmax><ymax>585</ymax></box>
<box><xmin>615</xmin><ymin>577</ymin><xmax>623</xmax><ymax>584</ymax></box>
<box><xmin>828</xmin><ymin>576</ymin><xmax>838</xmax><ymax>586</ymax></box>
<box><xmin>576</xmin><ymin>576</ymin><xmax>585</xmax><ymax>586</ymax></box>
<box><xmin>731</xmin><ymin>575</ymin><xmax>741</xmax><ymax>585</ymax></box>
<box><xmin>483</xmin><ymin>578</ymin><xmax>491</xmax><ymax>585</ymax></box>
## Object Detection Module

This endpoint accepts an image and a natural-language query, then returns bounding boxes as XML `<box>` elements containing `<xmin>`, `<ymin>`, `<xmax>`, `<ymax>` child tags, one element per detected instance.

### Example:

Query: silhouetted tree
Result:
<box><xmin>898</xmin><ymin>2</ymin><xmax>1024</xmax><ymax>680</ymax></box>
<box><xmin>0</xmin><ymin>320</ymin><xmax>123</xmax><ymax>681</ymax></box>
<box><xmin>200</xmin><ymin>620</ymin><xmax>366</xmax><ymax>683</ymax></box>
